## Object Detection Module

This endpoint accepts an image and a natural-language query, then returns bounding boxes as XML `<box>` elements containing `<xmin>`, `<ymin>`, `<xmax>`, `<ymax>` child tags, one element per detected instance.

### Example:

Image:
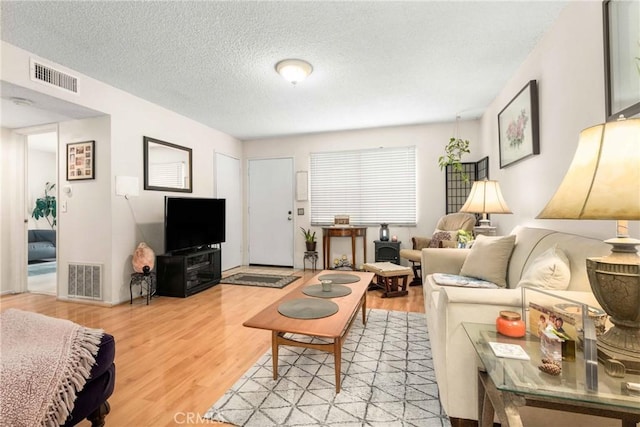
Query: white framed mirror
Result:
<box><xmin>143</xmin><ymin>136</ymin><xmax>192</xmax><ymax>192</ymax></box>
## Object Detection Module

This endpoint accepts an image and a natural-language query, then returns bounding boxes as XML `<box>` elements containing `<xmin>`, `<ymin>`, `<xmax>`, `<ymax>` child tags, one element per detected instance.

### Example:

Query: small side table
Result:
<box><xmin>303</xmin><ymin>251</ymin><xmax>318</xmax><ymax>272</ymax></box>
<box><xmin>462</xmin><ymin>322</ymin><xmax>640</xmax><ymax>427</ymax></box>
<box><xmin>130</xmin><ymin>272</ymin><xmax>156</xmax><ymax>305</ymax></box>
<box><xmin>322</xmin><ymin>226</ymin><xmax>367</xmax><ymax>270</ymax></box>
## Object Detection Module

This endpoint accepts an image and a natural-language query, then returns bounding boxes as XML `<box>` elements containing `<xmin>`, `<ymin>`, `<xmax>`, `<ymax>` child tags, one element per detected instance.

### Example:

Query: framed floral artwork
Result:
<box><xmin>498</xmin><ymin>80</ymin><xmax>540</xmax><ymax>168</ymax></box>
<box><xmin>67</xmin><ymin>140</ymin><xmax>95</xmax><ymax>180</ymax></box>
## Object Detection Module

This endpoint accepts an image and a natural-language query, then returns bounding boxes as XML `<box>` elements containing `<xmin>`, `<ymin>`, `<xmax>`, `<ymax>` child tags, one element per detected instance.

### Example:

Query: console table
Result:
<box><xmin>462</xmin><ymin>322</ymin><xmax>640</xmax><ymax>427</ymax></box>
<box><xmin>322</xmin><ymin>226</ymin><xmax>367</xmax><ymax>270</ymax></box>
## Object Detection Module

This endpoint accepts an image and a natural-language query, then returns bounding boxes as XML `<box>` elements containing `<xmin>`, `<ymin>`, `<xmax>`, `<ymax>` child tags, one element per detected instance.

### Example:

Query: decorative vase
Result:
<box><xmin>379</xmin><ymin>223</ymin><xmax>390</xmax><ymax>241</ymax></box>
<box><xmin>496</xmin><ymin>310</ymin><xmax>526</xmax><ymax>338</ymax></box>
<box><xmin>305</xmin><ymin>241</ymin><xmax>317</xmax><ymax>252</ymax></box>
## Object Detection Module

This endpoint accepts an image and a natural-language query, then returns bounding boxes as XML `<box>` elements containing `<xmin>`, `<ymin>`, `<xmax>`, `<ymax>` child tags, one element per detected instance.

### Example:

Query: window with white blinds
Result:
<box><xmin>149</xmin><ymin>162</ymin><xmax>187</xmax><ymax>189</ymax></box>
<box><xmin>310</xmin><ymin>146</ymin><xmax>417</xmax><ymax>226</ymax></box>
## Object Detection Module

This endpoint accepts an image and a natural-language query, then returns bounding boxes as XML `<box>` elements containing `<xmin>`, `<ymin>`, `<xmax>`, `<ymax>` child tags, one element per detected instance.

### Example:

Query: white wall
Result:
<box><xmin>27</xmin><ymin>147</ymin><xmax>56</xmax><ymax>229</ymax></box>
<box><xmin>57</xmin><ymin>116</ymin><xmax>113</xmax><ymax>300</ymax></box>
<box><xmin>478</xmin><ymin>1</ymin><xmax>638</xmax><ymax>240</ymax></box>
<box><xmin>244</xmin><ymin>120</ymin><xmax>481</xmax><ymax>268</ymax></box>
<box><xmin>2</xmin><ymin>41</ymin><xmax>243</xmax><ymax>304</ymax></box>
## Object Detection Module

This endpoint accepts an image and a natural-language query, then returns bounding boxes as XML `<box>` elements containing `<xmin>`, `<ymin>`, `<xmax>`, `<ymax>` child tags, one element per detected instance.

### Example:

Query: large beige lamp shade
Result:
<box><xmin>460</xmin><ymin>179</ymin><xmax>512</xmax><ymax>227</ymax></box>
<box><xmin>537</xmin><ymin>117</ymin><xmax>640</xmax><ymax>375</ymax></box>
<box><xmin>537</xmin><ymin>118</ymin><xmax>640</xmax><ymax>221</ymax></box>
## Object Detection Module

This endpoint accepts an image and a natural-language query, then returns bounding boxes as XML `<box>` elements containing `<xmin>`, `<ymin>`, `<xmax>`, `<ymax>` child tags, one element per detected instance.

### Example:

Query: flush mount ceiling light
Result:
<box><xmin>275</xmin><ymin>59</ymin><xmax>313</xmax><ymax>85</ymax></box>
<box><xmin>10</xmin><ymin>97</ymin><xmax>34</xmax><ymax>107</ymax></box>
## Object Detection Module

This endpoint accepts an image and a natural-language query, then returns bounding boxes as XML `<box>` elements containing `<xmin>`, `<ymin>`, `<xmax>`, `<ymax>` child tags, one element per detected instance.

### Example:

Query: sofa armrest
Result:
<box><xmin>439</xmin><ymin>286</ymin><xmax>522</xmax><ymax>306</ymax></box>
<box><xmin>439</xmin><ymin>287</ymin><xmax>602</xmax><ymax>312</ymax></box>
<box><xmin>430</xmin><ymin>286</ymin><xmax>523</xmax><ymax>420</ymax></box>
<box><xmin>421</xmin><ymin>247</ymin><xmax>469</xmax><ymax>276</ymax></box>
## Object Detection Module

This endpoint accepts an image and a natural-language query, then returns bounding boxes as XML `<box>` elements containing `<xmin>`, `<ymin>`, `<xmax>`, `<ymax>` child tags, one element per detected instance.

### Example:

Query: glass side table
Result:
<box><xmin>462</xmin><ymin>322</ymin><xmax>640</xmax><ymax>427</ymax></box>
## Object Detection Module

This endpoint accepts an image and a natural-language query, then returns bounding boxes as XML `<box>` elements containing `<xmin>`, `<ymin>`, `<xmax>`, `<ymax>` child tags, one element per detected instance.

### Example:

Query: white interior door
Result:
<box><xmin>215</xmin><ymin>153</ymin><xmax>242</xmax><ymax>271</ymax></box>
<box><xmin>248</xmin><ymin>158</ymin><xmax>294</xmax><ymax>267</ymax></box>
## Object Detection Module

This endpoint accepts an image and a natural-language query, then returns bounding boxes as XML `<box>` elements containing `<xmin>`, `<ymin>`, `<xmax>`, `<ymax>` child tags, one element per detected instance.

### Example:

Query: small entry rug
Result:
<box><xmin>28</xmin><ymin>261</ymin><xmax>56</xmax><ymax>277</ymax></box>
<box><xmin>221</xmin><ymin>273</ymin><xmax>300</xmax><ymax>289</ymax></box>
<box><xmin>204</xmin><ymin>309</ymin><xmax>450</xmax><ymax>427</ymax></box>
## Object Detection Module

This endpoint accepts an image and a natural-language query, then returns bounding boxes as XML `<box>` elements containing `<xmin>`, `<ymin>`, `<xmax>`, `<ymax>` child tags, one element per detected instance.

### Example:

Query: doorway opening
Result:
<box><xmin>27</xmin><ymin>130</ymin><xmax>58</xmax><ymax>295</ymax></box>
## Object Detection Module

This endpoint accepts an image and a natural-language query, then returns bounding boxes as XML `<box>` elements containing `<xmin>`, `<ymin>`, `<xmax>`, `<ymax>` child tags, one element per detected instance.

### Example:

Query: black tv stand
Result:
<box><xmin>157</xmin><ymin>247</ymin><xmax>221</xmax><ymax>297</ymax></box>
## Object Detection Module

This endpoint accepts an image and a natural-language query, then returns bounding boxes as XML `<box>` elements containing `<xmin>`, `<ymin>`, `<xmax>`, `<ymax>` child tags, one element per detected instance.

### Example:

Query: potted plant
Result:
<box><xmin>456</xmin><ymin>229</ymin><xmax>473</xmax><ymax>248</ymax></box>
<box><xmin>31</xmin><ymin>182</ymin><xmax>56</xmax><ymax>229</ymax></box>
<box><xmin>300</xmin><ymin>227</ymin><xmax>317</xmax><ymax>251</ymax></box>
<box><xmin>438</xmin><ymin>137</ymin><xmax>471</xmax><ymax>183</ymax></box>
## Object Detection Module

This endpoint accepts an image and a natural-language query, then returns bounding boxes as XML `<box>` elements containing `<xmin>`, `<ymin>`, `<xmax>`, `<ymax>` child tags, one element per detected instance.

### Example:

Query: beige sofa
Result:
<box><xmin>422</xmin><ymin>226</ymin><xmax>615</xmax><ymax>424</ymax></box>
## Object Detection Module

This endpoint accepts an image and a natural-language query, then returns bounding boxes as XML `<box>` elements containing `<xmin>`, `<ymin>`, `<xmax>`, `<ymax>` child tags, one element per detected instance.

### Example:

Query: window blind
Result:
<box><xmin>310</xmin><ymin>146</ymin><xmax>417</xmax><ymax>226</ymax></box>
<box><xmin>150</xmin><ymin>161</ymin><xmax>186</xmax><ymax>188</ymax></box>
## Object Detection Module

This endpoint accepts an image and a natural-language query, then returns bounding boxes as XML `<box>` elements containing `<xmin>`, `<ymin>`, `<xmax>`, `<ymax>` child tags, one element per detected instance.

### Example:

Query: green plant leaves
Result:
<box><xmin>299</xmin><ymin>227</ymin><xmax>316</xmax><ymax>242</ymax></box>
<box><xmin>438</xmin><ymin>137</ymin><xmax>471</xmax><ymax>183</ymax></box>
<box><xmin>31</xmin><ymin>182</ymin><xmax>56</xmax><ymax>228</ymax></box>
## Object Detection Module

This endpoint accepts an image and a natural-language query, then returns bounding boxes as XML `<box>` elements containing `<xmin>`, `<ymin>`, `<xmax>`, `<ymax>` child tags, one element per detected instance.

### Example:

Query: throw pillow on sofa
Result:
<box><xmin>516</xmin><ymin>245</ymin><xmax>571</xmax><ymax>290</ymax></box>
<box><xmin>428</xmin><ymin>230</ymin><xmax>453</xmax><ymax>248</ymax></box>
<box><xmin>459</xmin><ymin>234</ymin><xmax>516</xmax><ymax>287</ymax></box>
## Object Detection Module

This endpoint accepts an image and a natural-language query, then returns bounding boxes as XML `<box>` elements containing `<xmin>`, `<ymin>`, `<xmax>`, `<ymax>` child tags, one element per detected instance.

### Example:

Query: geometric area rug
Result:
<box><xmin>204</xmin><ymin>309</ymin><xmax>451</xmax><ymax>426</ymax></box>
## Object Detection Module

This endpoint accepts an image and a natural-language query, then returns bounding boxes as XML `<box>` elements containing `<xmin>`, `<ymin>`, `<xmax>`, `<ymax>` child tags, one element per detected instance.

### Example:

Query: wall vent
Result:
<box><xmin>30</xmin><ymin>58</ymin><xmax>78</xmax><ymax>94</ymax></box>
<box><xmin>68</xmin><ymin>263</ymin><xmax>102</xmax><ymax>300</ymax></box>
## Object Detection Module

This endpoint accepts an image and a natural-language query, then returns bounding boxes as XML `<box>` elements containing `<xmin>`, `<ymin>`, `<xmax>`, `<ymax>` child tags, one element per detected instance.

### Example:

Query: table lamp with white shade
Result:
<box><xmin>537</xmin><ymin>117</ymin><xmax>640</xmax><ymax>375</ymax></box>
<box><xmin>459</xmin><ymin>179</ymin><xmax>512</xmax><ymax>236</ymax></box>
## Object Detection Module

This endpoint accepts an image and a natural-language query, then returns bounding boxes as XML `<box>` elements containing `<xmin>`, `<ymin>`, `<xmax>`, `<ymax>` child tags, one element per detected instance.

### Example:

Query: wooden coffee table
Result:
<box><xmin>243</xmin><ymin>270</ymin><xmax>374</xmax><ymax>393</ymax></box>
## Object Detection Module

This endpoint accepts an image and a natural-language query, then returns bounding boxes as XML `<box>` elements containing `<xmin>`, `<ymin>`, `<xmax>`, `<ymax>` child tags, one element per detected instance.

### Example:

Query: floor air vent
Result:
<box><xmin>68</xmin><ymin>263</ymin><xmax>102</xmax><ymax>300</ymax></box>
<box><xmin>30</xmin><ymin>58</ymin><xmax>78</xmax><ymax>93</ymax></box>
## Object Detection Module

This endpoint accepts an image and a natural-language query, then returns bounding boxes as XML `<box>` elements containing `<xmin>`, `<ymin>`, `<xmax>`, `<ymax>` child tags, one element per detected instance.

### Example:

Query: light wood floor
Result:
<box><xmin>0</xmin><ymin>266</ymin><xmax>425</xmax><ymax>426</ymax></box>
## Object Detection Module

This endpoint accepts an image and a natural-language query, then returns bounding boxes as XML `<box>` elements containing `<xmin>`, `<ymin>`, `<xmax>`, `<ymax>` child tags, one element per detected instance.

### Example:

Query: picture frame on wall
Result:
<box><xmin>603</xmin><ymin>0</ymin><xmax>640</xmax><ymax>120</ymax></box>
<box><xmin>498</xmin><ymin>80</ymin><xmax>540</xmax><ymax>169</ymax></box>
<box><xmin>67</xmin><ymin>140</ymin><xmax>95</xmax><ymax>181</ymax></box>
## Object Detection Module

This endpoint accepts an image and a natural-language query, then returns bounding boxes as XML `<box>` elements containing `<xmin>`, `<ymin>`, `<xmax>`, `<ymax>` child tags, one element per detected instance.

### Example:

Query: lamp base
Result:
<box><xmin>586</xmin><ymin>237</ymin><xmax>640</xmax><ymax>376</ymax></box>
<box><xmin>473</xmin><ymin>225</ymin><xmax>496</xmax><ymax>237</ymax></box>
<box><xmin>596</xmin><ymin>325</ymin><xmax>640</xmax><ymax>375</ymax></box>
<box><xmin>478</xmin><ymin>218</ymin><xmax>491</xmax><ymax>227</ymax></box>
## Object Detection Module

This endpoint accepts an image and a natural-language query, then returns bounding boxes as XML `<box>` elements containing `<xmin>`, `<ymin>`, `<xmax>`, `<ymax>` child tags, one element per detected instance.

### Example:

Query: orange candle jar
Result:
<box><xmin>496</xmin><ymin>310</ymin><xmax>526</xmax><ymax>338</ymax></box>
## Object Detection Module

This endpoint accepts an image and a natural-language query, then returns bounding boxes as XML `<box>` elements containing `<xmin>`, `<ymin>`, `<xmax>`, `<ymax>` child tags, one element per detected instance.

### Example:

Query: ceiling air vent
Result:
<box><xmin>30</xmin><ymin>58</ymin><xmax>78</xmax><ymax>94</ymax></box>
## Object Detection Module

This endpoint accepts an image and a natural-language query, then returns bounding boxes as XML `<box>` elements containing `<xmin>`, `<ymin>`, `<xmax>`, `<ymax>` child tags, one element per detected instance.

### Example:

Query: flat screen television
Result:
<box><xmin>164</xmin><ymin>196</ymin><xmax>226</xmax><ymax>253</ymax></box>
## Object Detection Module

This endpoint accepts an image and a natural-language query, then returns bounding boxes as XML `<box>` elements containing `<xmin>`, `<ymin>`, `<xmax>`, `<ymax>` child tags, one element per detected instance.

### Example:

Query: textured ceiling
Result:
<box><xmin>1</xmin><ymin>1</ymin><xmax>567</xmax><ymax>140</ymax></box>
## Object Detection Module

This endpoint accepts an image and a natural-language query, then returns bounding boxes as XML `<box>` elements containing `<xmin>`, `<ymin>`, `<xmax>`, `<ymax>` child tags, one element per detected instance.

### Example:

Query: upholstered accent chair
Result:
<box><xmin>399</xmin><ymin>212</ymin><xmax>476</xmax><ymax>285</ymax></box>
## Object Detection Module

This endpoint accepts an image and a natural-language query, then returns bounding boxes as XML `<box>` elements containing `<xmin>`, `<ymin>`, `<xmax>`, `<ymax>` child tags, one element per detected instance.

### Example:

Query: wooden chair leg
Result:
<box><xmin>409</xmin><ymin>262</ymin><xmax>422</xmax><ymax>286</ymax></box>
<box><xmin>87</xmin><ymin>401</ymin><xmax>110</xmax><ymax>427</ymax></box>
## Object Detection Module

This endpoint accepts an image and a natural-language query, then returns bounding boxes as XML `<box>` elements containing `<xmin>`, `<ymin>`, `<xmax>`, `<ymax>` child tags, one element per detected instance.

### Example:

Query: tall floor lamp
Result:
<box><xmin>537</xmin><ymin>117</ymin><xmax>640</xmax><ymax>375</ymax></box>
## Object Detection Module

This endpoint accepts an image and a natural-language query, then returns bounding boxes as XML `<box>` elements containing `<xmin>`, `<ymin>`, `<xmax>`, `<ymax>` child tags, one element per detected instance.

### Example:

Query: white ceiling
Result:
<box><xmin>0</xmin><ymin>1</ymin><xmax>567</xmax><ymax>140</ymax></box>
